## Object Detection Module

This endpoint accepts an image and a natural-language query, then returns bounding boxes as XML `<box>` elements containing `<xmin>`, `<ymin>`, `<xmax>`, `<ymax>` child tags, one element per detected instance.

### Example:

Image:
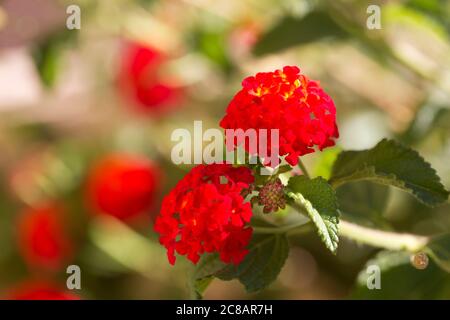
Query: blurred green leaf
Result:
<box><xmin>194</xmin><ymin>30</ymin><xmax>232</xmax><ymax>73</ymax></box>
<box><xmin>32</xmin><ymin>30</ymin><xmax>78</xmax><ymax>88</ymax></box>
<box><xmin>89</xmin><ymin>216</ymin><xmax>168</xmax><ymax>279</ymax></box>
<box><xmin>215</xmin><ymin>232</ymin><xmax>289</xmax><ymax>293</ymax></box>
<box><xmin>329</xmin><ymin>139</ymin><xmax>449</xmax><ymax>207</ymax></box>
<box><xmin>34</xmin><ymin>46</ymin><xmax>59</xmax><ymax>87</ymax></box>
<box><xmin>11</xmin><ymin>122</ymin><xmax>57</xmax><ymax>143</ymax></box>
<box><xmin>287</xmin><ymin>176</ymin><xmax>339</xmax><ymax>253</ymax></box>
<box><xmin>426</xmin><ymin>233</ymin><xmax>450</xmax><ymax>273</ymax></box>
<box><xmin>0</xmin><ymin>177</ymin><xmax>15</xmax><ymax>263</ymax></box>
<box><xmin>351</xmin><ymin>250</ymin><xmax>450</xmax><ymax>299</ymax></box>
<box><xmin>32</xmin><ymin>144</ymin><xmax>87</xmax><ymax>202</ymax></box>
<box><xmin>399</xmin><ymin>104</ymin><xmax>450</xmax><ymax>145</ymax></box>
<box><xmin>385</xmin><ymin>3</ymin><xmax>448</xmax><ymax>38</ymax></box>
<box><xmin>405</xmin><ymin>0</ymin><xmax>450</xmax><ymax>34</ymax></box>
<box><xmin>407</xmin><ymin>0</ymin><xmax>442</xmax><ymax>13</ymax></box>
<box><xmin>190</xmin><ymin>254</ymin><xmax>226</xmax><ymax>299</ymax></box>
<box><xmin>337</xmin><ymin>181</ymin><xmax>390</xmax><ymax>229</ymax></box>
<box><xmin>253</xmin><ymin>11</ymin><xmax>348</xmax><ymax>56</ymax></box>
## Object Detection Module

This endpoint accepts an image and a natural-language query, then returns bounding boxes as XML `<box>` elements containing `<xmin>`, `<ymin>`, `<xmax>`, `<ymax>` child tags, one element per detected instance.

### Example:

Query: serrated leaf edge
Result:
<box><xmin>287</xmin><ymin>191</ymin><xmax>339</xmax><ymax>253</ymax></box>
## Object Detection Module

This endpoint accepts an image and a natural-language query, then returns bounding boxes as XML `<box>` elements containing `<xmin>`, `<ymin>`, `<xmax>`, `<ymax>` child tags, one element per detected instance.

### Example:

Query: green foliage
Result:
<box><xmin>193</xmin><ymin>30</ymin><xmax>232</xmax><ymax>73</ymax></box>
<box><xmin>190</xmin><ymin>218</ymin><xmax>290</xmax><ymax>296</ymax></box>
<box><xmin>0</xmin><ymin>178</ymin><xmax>16</xmax><ymax>263</ymax></box>
<box><xmin>426</xmin><ymin>233</ymin><xmax>450</xmax><ymax>273</ymax></box>
<box><xmin>33</xmin><ymin>42</ymin><xmax>61</xmax><ymax>88</ymax></box>
<box><xmin>287</xmin><ymin>176</ymin><xmax>339</xmax><ymax>253</ymax></box>
<box><xmin>216</xmin><ymin>232</ymin><xmax>289</xmax><ymax>293</ymax></box>
<box><xmin>405</xmin><ymin>0</ymin><xmax>450</xmax><ymax>34</ymax></box>
<box><xmin>336</xmin><ymin>181</ymin><xmax>390</xmax><ymax>228</ymax></box>
<box><xmin>399</xmin><ymin>103</ymin><xmax>450</xmax><ymax>145</ymax></box>
<box><xmin>253</xmin><ymin>11</ymin><xmax>348</xmax><ymax>56</ymax></box>
<box><xmin>190</xmin><ymin>254</ymin><xmax>227</xmax><ymax>299</ymax></box>
<box><xmin>352</xmin><ymin>250</ymin><xmax>450</xmax><ymax>299</ymax></box>
<box><xmin>329</xmin><ymin>139</ymin><xmax>449</xmax><ymax>206</ymax></box>
<box><xmin>32</xmin><ymin>30</ymin><xmax>78</xmax><ymax>88</ymax></box>
<box><xmin>38</xmin><ymin>144</ymin><xmax>88</xmax><ymax>200</ymax></box>
<box><xmin>384</xmin><ymin>3</ymin><xmax>448</xmax><ymax>38</ymax></box>
<box><xmin>11</xmin><ymin>122</ymin><xmax>57</xmax><ymax>143</ymax></box>
<box><xmin>5</xmin><ymin>0</ymin><xmax>450</xmax><ymax>300</ymax></box>
<box><xmin>275</xmin><ymin>164</ymin><xmax>294</xmax><ymax>175</ymax></box>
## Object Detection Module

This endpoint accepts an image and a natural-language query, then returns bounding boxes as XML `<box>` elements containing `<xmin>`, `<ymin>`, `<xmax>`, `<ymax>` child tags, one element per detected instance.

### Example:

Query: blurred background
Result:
<box><xmin>0</xmin><ymin>0</ymin><xmax>449</xmax><ymax>299</ymax></box>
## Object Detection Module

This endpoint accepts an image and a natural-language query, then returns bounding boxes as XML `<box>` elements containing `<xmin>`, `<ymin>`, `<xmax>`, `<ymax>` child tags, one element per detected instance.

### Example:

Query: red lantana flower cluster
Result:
<box><xmin>118</xmin><ymin>41</ymin><xmax>181</xmax><ymax>114</ymax></box>
<box><xmin>220</xmin><ymin>66</ymin><xmax>338</xmax><ymax>166</ymax></box>
<box><xmin>154</xmin><ymin>164</ymin><xmax>254</xmax><ymax>265</ymax></box>
<box><xmin>155</xmin><ymin>66</ymin><xmax>339</xmax><ymax>266</ymax></box>
<box><xmin>86</xmin><ymin>154</ymin><xmax>160</xmax><ymax>222</ymax></box>
<box><xmin>17</xmin><ymin>203</ymin><xmax>73</xmax><ymax>271</ymax></box>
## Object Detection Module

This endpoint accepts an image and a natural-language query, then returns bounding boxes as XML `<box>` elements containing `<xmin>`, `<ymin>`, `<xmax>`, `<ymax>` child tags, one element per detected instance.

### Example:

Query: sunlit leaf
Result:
<box><xmin>330</xmin><ymin>139</ymin><xmax>449</xmax><ymax>206</ymax></box>
<box><xmin>287</xmin><ymin>176</ymin><xmax>339</xmax><ymax>253</ymax></box>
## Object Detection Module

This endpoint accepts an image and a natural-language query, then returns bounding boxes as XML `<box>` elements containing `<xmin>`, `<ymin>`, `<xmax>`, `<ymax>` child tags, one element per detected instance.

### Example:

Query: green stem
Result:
<box><xmin>297</xmin><ymin>158</ymin><xmax>311</xmax><ymax>179</ymax></box>
<box><xmin>288</xmin><ymin>197</ymin><xmax>429</xmax><ymax>252</ymax></box>
<box><xmin>339</xmin><ymin>220</ymin><xmax>429</xmax><ymax>252</ymax></box>
<box><xmin>290</xmin><ymin>157</ymin><xmax>430</xmax><ymax>252</ymax></box>
<box><xmin>253</xmin><ymin>222</ymin><xmax>313</xmax><ymax>235</ymax></box>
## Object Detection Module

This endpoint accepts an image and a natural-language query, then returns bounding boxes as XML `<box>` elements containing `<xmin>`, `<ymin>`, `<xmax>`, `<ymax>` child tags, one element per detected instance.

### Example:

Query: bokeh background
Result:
<box><xmin>0</xmin><ymin>0</ymin><xmax>449</xmax><ymax>299</ymax></box>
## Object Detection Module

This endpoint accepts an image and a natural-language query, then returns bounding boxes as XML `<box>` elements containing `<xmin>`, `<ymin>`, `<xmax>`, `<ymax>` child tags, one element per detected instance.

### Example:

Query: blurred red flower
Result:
<box><xmin>220</xmin><ymin>66</ymin><xmax>339</xmax><ymax>166</ymax></box>
<box><xmin>6</xmin><ymin>281</ymin><xmax>80</xmax><ymax>300</ymax></box>
<box><xmin>86</xmin><ymin>154</ymin><xmax>160</xmax><ymax>221</ymax></box>
<box><xmin>154</xmin><ymin>164</ymin><xmax>254</xmax><ymax>265</ymax></box>
<box><xmin>17</xmin><ymin>203</ymin><xmax>73</xmax><ymax>271</ymax></box>
<box><xmin>118</xmin><ymin>41</ymin><xmax>182</xmax><ymax>114</ymax></box>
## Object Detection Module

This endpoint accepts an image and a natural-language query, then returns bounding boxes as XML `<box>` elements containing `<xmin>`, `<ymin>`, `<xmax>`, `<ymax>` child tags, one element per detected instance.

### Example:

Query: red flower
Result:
<box><xmin>86</xmin><ymin>154</ymin><xmax>160</xmax><ymax>221</ymax></box>
<box><xmin>17</xmin><ymin>203</ymin><xmax>73</xmax><ymax>271</ymax></box>
<box><xmin>118</xmin><ymin>41</ymin><xmax>182</xmax><ymax>114</ymax></box>
<box><xmin>220</xmin><ymin>66</ymin><xmax>338</xmax><ymax>166</ymax></box>
<box><xmin>7</xmin><ymin>281</ymin><xmax>80</xmax><ymax>300</ymax></box>
<box><xmin>154</xmin><ymin>164</ymin><xmax>254</xmax><ymax>265</ymax></box>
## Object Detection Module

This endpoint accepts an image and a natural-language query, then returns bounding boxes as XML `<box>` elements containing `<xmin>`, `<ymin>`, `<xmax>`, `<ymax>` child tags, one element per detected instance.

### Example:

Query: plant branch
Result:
<box><xmin>253</xmin><ymin>221</ymin><xmax>313</xmax><ymax>235</ymax></box>
<box><xmin>339</xmin><ymin>220</ymin><xmax>429</xmax><ymax>252</ymax></box>
<box><xmin>288</xmin><ymin>200</ymin><xmax>429</xmax><ymax>252</ymax></box>
<box><xmin>288</xmin><ymin>158</ymin><xmax>430</xmax><ymax>252</ymax></box>
<box><xmin>297</xmin><ymin>158</ymin><xmax>311</xmax><ymax>179</ymax></box>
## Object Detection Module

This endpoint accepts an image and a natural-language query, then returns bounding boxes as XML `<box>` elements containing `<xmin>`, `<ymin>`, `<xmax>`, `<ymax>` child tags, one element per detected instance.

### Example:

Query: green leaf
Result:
<box><xmin>287</xmin><ymin>176</ymin><xmax>339</xmax><ymax>253</ymax></box>
<box><xmin>33</xmin><ymin>42</ymin><xmax>61</xmax><ymax>87</ymax></box>
<box><xmin>32</xmin><ymin>30</ymin><xmax>78</xmax><ymax>88</ymax></box>
<box><xmin>336</xmin><ymin>181</ymin><xmax>391</xmax><ymax>228</ymax></box>
<box><xmin>190</xmin><ymin>254</ymin><xmax>227</xmax><ymax>299</ymax></box>
<box><xmin>351</xmin><ymin>250</ymin><xmax>450</xmax><ymax>299</ymax></box>
<box><xmin>253</xmin><ymin>11</ymin><xmax>348</xmax><ymax>56</ymax></box>
<box><xmin>406</xmin><ymin>0</ymin><xmax>450</xmax><ymax>34</ymax></box>
<box><xmin>194</xmin><ymin>30</ymin><xmax>232</xmax><ymax>73</ymax></box>
<box><xmin>329</xmin><ymin>139</ymin><xmax>449</xmax><ymax>207</ymax></box>
<box><xmin>215</xmin><ymin>233</ymin><xmax>289</xmax><ymax>293</ymax></box>
<box><xmin>399</xmin><ymin>103</ymin><xmax>450</xmax><ymax>145</ymax></box>
<box><xmin>387</xmin><ymin>2</ymin><xmax>449</xmax><ymax>38</ymax></box>
<box><xmin>425</xmin><ymin>233</ymin><xmax>450</xmax><ymax>273</ymax></box>
<box><xmin>275</xmin><ymin>164</ymin><xmax>293</xmax><ymax>175</ymax></box>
